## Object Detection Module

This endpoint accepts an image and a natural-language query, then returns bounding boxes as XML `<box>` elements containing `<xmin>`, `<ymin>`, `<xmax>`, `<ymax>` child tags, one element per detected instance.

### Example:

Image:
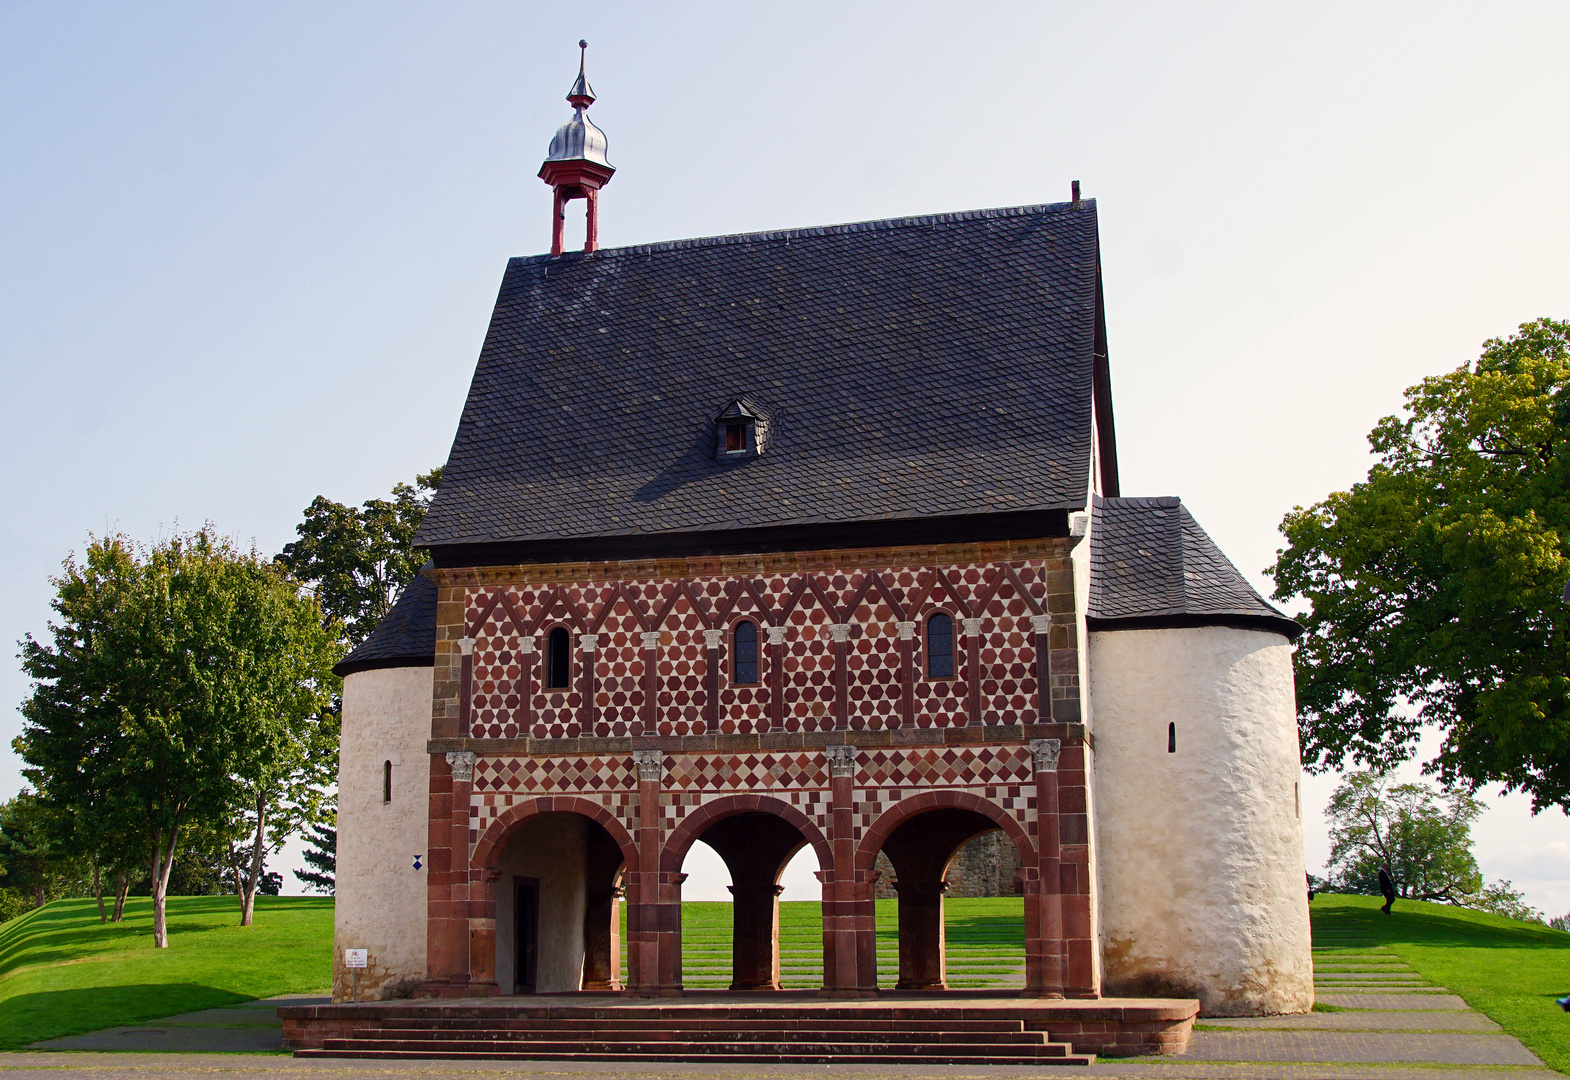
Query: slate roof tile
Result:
<box><xmin>1088</xmin><ymin>496</ymin><xmax>1300</xmax><ymax>638</ymax></box>
<box><xmin>416</xmin><ymin>201</ymin><xmax>1101</xmax><ymax>547</ymax></box>
<box><xmin>333</xmin><ymin>571</ymin><xmax>438</xmax><ymax>677</ymax></box>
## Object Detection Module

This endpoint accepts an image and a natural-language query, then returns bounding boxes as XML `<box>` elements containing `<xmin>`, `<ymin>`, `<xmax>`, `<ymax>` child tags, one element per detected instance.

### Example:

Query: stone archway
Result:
<box><xmin>856</xmin><ymin>791</ymin><xmax>1036</xmax><ymax>990</ymax></box>
<box><xmin>660</xmin><ymin>795</ymin><xmax>832</xmax><ymax>991</ymax></box>
<box><xmin>471</xmin><ymin>797</ymin><xmax>639</xmax><ymax>994</ymax></box>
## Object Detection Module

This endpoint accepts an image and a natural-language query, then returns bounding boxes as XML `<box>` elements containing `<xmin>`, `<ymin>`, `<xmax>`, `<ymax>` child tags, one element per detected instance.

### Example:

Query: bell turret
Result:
<box><xmin>538</xmin><ymin>41</ymin><xmax>615</xmax><ymax>256</ymax></box>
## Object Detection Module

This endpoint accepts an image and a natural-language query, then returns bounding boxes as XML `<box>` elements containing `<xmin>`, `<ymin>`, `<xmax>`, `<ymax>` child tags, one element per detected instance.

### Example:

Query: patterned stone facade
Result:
<box><xmin>420</xmin><ymin>537</ymin><xmax>1098</xmax><ymax>998</ymax></box>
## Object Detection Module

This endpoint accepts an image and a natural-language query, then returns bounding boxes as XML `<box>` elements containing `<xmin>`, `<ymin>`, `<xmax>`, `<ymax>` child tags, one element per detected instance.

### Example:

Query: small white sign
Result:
<box><xmin>344</xmin><ymin>948</ymin><xmax>368</xmax><ymax>969</ymax></box>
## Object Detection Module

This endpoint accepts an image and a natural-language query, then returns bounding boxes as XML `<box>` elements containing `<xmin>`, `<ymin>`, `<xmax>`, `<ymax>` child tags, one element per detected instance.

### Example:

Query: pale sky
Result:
<box><xmin>2</xmin><ymin>1</ymin><xmax>1567</xmax><ymax>912</ymax></box>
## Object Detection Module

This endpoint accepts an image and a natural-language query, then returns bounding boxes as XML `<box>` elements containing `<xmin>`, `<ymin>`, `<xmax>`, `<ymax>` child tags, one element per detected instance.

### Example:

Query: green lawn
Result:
<box><xmin>0</xmin><ymin>895</ymin><xmax>332</xmax><ymax>1051</ymax></box>
<box><xmin>1312</xmin><ymin>893</ymin><xmax>1570</xmax><ymax>1074</ymax></box>
<box><xmin>629</xmin><ymin>897</ymin><xmax>1026</xmax><ymax>989</ymax></box>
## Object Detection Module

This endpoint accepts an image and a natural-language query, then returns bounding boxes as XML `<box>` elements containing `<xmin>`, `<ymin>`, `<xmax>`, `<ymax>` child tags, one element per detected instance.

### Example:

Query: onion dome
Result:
<box><xmin>544</xmin><ymin>40</ymin><xmax>612</xmax><ymax>169</ymax></box>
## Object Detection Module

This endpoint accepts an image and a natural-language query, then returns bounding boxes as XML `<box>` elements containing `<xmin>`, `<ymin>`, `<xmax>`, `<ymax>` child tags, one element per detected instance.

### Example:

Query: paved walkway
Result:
<box><xmin>5</xmin><ymin>931</ymin><xmax>1558</xmax><ymax>1078</ymax></box>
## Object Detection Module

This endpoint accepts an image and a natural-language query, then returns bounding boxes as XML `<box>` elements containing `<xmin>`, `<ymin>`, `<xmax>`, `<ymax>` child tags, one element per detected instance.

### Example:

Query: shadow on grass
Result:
<box><xmin>1315</xmin><ymin>897</ymin><xmax>1570</xmax><ymax>952</ymax></box>
<box><xmin>1</xmin><ymin>982</ymin><xmax>253</xmax><ymax>1051</ymax></box>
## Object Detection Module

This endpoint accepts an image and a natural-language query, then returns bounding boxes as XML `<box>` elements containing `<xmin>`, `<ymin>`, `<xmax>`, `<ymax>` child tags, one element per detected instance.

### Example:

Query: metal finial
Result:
<box><xmin>568</xmin><ymin>40</ymin><xmax>595</xmax><ymax>105</ymax></box>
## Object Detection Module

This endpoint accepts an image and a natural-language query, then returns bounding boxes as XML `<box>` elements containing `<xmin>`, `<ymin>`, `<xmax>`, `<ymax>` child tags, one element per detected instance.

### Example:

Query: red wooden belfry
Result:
<box><xmin>539</xmin><ymin>40</ymin><xmax>615</xmax><ymax>256</ymax></box>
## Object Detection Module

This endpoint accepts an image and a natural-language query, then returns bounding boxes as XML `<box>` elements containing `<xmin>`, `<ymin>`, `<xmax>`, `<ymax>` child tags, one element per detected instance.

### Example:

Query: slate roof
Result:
<box><xmin>333</xmin><ymin>571</ymin><xmax>438</xmax><ymax>677</ymax></box>
<box><xmin>1088</xmin><ymin>496</ymin><xmax>1300</xmax><ymax>638</ymax></box>
<box><xmin>416</xmin><ymin>201</ymin><xmax>1104</xmax><ymax>549</ymax></box>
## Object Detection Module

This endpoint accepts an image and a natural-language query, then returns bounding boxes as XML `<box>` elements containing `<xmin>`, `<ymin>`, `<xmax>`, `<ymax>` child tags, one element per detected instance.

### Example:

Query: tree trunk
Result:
<box><xmin>240</xmin><ymin>792</ymin><xmax>268</xmax><ymax>927</ymax></box>
<box><xmin>113</xmin><ymin>869</ymin><xmax>129</xmax><ymax>922</ymax></box>
<box><xmin>150</xmin><ymin>826</ymin><xmax>180</xmax><ymax>949</ymax></box>
<box><xmin>93</xmin><ymin>857</ymin><xmax>106</xmax><ymax>923</ymax></box>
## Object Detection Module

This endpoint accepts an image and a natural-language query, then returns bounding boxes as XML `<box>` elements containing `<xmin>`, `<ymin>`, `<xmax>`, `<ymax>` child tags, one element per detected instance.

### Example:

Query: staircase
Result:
<box><xmin>290</xmin><ymin>1003</ymin><xmax>1096</xmax><ymax>1064</ymax></box>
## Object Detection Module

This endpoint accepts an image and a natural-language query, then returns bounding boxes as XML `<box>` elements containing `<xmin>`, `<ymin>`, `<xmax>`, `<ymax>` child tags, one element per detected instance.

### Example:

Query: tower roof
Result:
<box><xmin>1087</xmin><ymin>496</ymin><xmax>1300</xmax><ymax>638</ymax></box>
<box><xmin>416</xmin><ymin>200</ymin><xmax>1116</xmax><ymax>557</ymax></box>
<box><xmin>333</xmin><ymin>569</ymin><xmax>439</xmax><ymax>677</ymax></box>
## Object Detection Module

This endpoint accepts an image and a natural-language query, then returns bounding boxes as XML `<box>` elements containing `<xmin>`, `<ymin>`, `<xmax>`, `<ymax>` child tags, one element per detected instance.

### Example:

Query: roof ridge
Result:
<box><xmin>513</xmin><ymin>199</ymin><xmax>1095</xmax><ymax>266</ymax></box>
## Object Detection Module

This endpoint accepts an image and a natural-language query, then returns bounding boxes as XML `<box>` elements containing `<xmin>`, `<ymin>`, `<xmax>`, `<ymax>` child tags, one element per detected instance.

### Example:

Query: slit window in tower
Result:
<box><xmin>927</xmin><ymin>613</ymin><xmax>954</xmax><ymax>678</ymax></box>
<box><xmin>725</xmin><ymin>422</ymin><xmax>744</xmax><ymax>452</ymax></box>
<box><xmin>546</xmin><ymin>627</ymin><xmax>571</xmax><ymax>689</ymax></box>
<box><xmin>1168</xmin><ymin>722</ymin><xmax>1177</xmax><ymax>753</ymax></box>
<box><xmin>733</xmin><ymin>620</ymin><xmax>759</xmax><ymax>684</ymax></box>
<box><xmin>383</xmin><ymin>760</ymin><xmax>392</xmax><ymax>804</ymax></box>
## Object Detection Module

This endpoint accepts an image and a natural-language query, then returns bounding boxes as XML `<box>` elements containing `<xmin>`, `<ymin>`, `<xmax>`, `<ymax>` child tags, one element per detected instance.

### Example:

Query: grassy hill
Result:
<box><xmin>0</xmin><ymin>896</ymin><xmax>331</xmax><ymax>1050</ymax></box>
<box><xmin>6</xmin><ymin>891</ymin><xmax>1569</xmax><ymax>1070</ymax></box>
<box><xmin>1312</xmin><ymin>893</ymin><xmax>1570</xmax><ymax>1074</ymax></box>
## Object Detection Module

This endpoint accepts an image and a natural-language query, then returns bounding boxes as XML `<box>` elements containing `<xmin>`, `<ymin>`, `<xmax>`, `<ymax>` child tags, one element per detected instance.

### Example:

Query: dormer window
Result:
<box><xmin>715</xmin><ymin>398</ymin><xmax>768</xmax><ymax>460</ymax></box>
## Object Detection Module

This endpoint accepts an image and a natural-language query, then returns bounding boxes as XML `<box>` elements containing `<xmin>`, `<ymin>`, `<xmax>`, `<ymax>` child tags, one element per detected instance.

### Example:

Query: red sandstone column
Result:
<box><xmin>962</xmin><ymin>617</ymin><xmax>983</xmax><ymax>725</ymax></box>
<box><xmin>445</xmin><ymin>749</ymin><xmax>475</xmax><ymax>996</ymax></box>
<box><xmin>470</xmin><ymin>868</ymin><xmax>501</xmax><ymax>995</ymax></box>
<box><xmin>629</xmin><ymin>749</ymin><xmax>667</xmax><ymax>996</ymax></box>
<box><xmin>830</xmin><ymin>623</ymin><xmax>850</xmax><ymax>729</ymax></box>
<box><xmin>578</xmin><ymin>632</ymin><xmax>598</xmax><ymax>736</ymax></box>
<box><xmin>1030</xmin><ymin>614</ymin><xmax>1052</xmax><ymax>722</ymax></box>
<box><xmin>424</xmin><ymin>751</ymin><xmax>455</xmax><ymax>991</ymax></box>
<box><xmin>1029</xmin><ymin>737</ymin><xmax>1065</xmax><ymax>998</ymax></box>
<box><xmin>1059</xmin><ymin>742</ymin><xmax>1098</xmax><ymax>998</ymax></box>
<box><xmin>642</xmin><ymin>631</ymin><xmax>662</xmax><ymax>736</ymax></box>
<box><xmin>551</xmin><ymin>188</ymin><xmax>566</xmax><ymax>257</ymax></box>
<box><xmin>701</xmin><ymin>628</ymin><xmax>722</xmax><ymax>731</ymax></box>
<box><xmin>894</xmin><ymin>880</ymin><xmax>948</xmax><ymax>989</ymax></box>
<box><xmin>823</xmin><ymin>744</ymin><xmax>870</xmax><ymax>994</ymax></box>
<box><xmin>765</xmin><ymin>625</ymin><xmax>787</xmax><ymax>731</ymax></box>
<box><xmin>895</xmin><ymin>620</ymin><xmax>916</xmax><ymax>727</ymax></box>
<box><xmin>585</xmin><ymin>187</ymin><xmax>600</xmax><ymax>252</ymax></box>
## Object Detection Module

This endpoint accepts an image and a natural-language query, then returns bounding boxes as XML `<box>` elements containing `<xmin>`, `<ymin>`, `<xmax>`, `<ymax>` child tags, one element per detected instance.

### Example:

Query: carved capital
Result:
<box><xmin>632</xmin><ymin>750</ymin><xmax>664</xmax><ymax>783</ymax></box>
<box><xmin>824</xmin><ymin>744</ymin><xmax>857</xmax><ymax>778</ymax></box>
<box><xmin>457</xmin><ymin>637</ymin><xmax>475</xmax><ymax>656</ymax></box>
<box><xmin>1029</xmin><ymin>614</ymin><xmax>1051</xmax><ymax>634</ymax></box>
<box><xmin>764</xmin><ymin>625</ymin><xmax>787</xmax><ymax>646</ymax></box>
<box><xmin>828</xmin><ymin>623</ymin><xmax>851</xmax><ymax>643</ymax></box>
<box><xmin>445</xmin><ymin>750</ymin><xmax>476</xmax><ymax>783</ymax></box>
<box><xmin>961</xmin><ymin>618</ymin><xmax>983</xmax><ymax>635</ymax></box>
<box><xmin>1029</xmin><ymin>738</ymin><xmax>1062</xmax><ymax>773</ymax></box>
<box><xmin>895</xmin><ymin>620</ymin><xmax>917</xmax><ymax>641</ymax></box>
<box><xmin>517</xmin><ymin>635</ymin><xmax>537</xmax><ymax>655</ymax></box>
<box><xmin>642</xmin><ymin>631</ymin><xmax>662</xmax><ymax>650</ymax></box>
<box><xmin>579</xmin><ymin>633</ymin><xmax>599</xmax><ymax>653</ymax></box>
<box><xmin>702</xmin><ymin>628</ymin><xmax>724</xmax><ymax>650</ymax></box>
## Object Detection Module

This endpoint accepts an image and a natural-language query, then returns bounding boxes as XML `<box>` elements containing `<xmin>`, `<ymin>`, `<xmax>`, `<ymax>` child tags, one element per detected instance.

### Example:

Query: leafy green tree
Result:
<box><xmin>17</xmin><ymin>529</ymin><xmax>338</xmax><ymax>946</ymax></box>
<box><xmin>294</xmin><ymin>817</ymin><xmax>335</xmax><ymax>894</ymax></box>
<box><xmin>0</xmin><ymin>793</ymin><xmax>79</xmax><ymax>909</ymax></box>
<box><xmin>1272</xmin><ymin>318</ymin><xmax>1570</xmax><ymax>810</ymax></box>
<box><xmin>1326</xmin><ymin>770</ymin><xmax>1483</xmax><ymax>902</ymax></box>
<box><xmin>276</xmin><ymin>468</ymin><xmax>442</xmax><ymax>646</ymax></box>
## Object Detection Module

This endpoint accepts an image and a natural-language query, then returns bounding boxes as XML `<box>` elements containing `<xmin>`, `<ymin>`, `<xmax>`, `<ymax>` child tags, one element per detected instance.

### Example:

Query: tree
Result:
<box><xmin>1272</xmin><ymin>318</ymin><xmax>1570</xmax><ymax>811</ymax></box>
<box><xmin>13</xmin><ymin>535</ymin><xmax>146</xmax><ymax>921</ymax></box>
<box><xmin>1325</xmin><ymin>771</ymin><xmax>1483</xmax><ymax>902</ymax></box>
<box><xmin>17</xmin><ymin>529</ymin><xmax>338</xmax><ymax>946</ymax></box>
<box><xmin>0</xmin><ymin>793</ymin><xmax>80</xmax><ymax>910</ymax></box>
<box><xmin>294</xmin><ymin>818</ymin><xmax>335</xmax><ymax>894</ymax></box>
<box><xmin>275</xmin><ymin>468</ymin><xmax>442</xmax><ymax>646</ymax></box>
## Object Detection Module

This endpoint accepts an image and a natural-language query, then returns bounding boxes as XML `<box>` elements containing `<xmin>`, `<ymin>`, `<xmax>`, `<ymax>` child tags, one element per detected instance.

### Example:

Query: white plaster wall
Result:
<box><xmin>494</xmin><ymin>814</ymin><xmax>588</xmax><ymax>994</ymax></box>
<box><xmin>333</xmin><ymin>665</ymin><xmax>433</xmax><ymax>1001</ymax></box>
<box><xmin>1090</xmin><ymin>627</ymin><xmax>1313</xmax><ymax>1016</ymax></box>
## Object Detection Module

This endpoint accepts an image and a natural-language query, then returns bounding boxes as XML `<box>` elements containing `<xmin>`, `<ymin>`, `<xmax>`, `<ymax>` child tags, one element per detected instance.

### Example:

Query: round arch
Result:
<box><xmin>472</xmin><ymin>795</ymin><xmax>639</xmax><ymax>874</ymax></box>
<box><xmin>854</xmin><ymin>789</ymin><xmax>1035</xmax><ymax>875</ymax></box>
<box><xmin>660</xmin><ymin>793</ymin><xmax>832</xmax><ymax>875</ymax></box>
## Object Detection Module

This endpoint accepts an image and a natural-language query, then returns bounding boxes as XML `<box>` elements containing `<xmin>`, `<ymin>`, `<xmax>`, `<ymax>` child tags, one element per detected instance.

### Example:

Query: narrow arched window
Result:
<box><xmin>926</xmin><ymin>613</ymin><xmax>954</xmax><ymax>678</ymax></box>
<box><xmin>1168</xmin><ymin>722</ymin><xmax>1177</xmax><ymax>753</ymax></box>
<box><xmin>733</xmin><ymin>621</ymin><xmax>758</xmax><ymax>685</ymax></box>
<box><xmin>546</xmin><ymin>626</ymin><xmax>571</xmax><ymax>689</ymax></box>
<box><xmin>383</xmin><ymin>760</ymin><xmax>392</xmax><ymax>804</ymax></box>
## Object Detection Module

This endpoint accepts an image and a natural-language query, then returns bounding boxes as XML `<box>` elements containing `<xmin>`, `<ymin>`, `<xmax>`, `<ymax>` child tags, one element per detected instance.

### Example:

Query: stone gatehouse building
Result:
<box><xmin>328</xmin><ymin>59</ymin><xmax>1313</xmax><ymax>1018</ymax></box>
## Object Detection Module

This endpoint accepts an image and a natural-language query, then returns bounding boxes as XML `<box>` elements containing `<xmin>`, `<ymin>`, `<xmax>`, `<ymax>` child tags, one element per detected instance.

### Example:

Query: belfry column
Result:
<box><xmin>1028</xmin><ymin>738</ymin><xmax>1064</xmax><ymax>997</ymax></box>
